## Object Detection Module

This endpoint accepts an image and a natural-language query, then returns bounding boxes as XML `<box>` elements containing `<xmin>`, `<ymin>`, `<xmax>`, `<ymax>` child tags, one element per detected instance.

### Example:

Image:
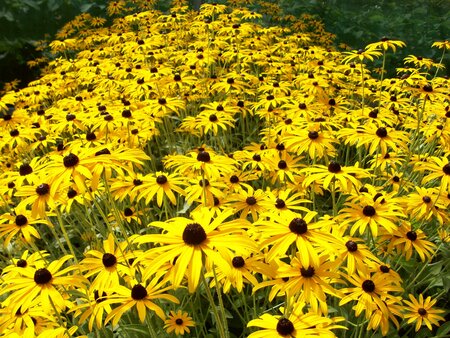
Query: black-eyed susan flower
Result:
<box><xmin>387</xmin><ymin>222</ymin><xmax>436</xmax><ymax>261</ymax></box>
<box><xmin>15</xmin><ymin>180</ymin><xmax>62</xmax><ymax>218</ymax></box>
<box><xmin>102</xmin><ymin>278</ymin><xmax>179</xmax><ymax>325</ymax></box>
<box><xmin>80</xmin><ymin>233</ymin><xmax>137</xmax><ymax>294</ymax></box>
<box><xmin>1</xmin><ymin>255</ymin><xmax>87</xmax><ymax>314</ymax></box>
<box><xmin>0</xmin><ymin>299</ymin><xmax>55</xmax><ymax>337</ymax></box>
<box><xmin>164</xmin><ymin>310</ymin><xmax>195</xmax><ymax>335</ymax></box>
<box><xmin>339</xmin><ymin>271</ymin><xmax>403</xmax><ymax>320</ymax></box>
<box><xmin>247</xmin><ymin>301</ymin><xmax>345</xmax><ymax>338</ymax></box>
<box><xmin>339</xmin><ymin>194</ymin><xmax>404</xmax><ymax>237</ymax></box>
<box><xmin>420</xmin><ymin>156</ymin><xmax>450</xmax><ymax>191</ymax></box>
<box><xmin>283</xmin><ymin>125</ymin><xmax>337</xmax><ymax>160</ymax></box>
<box><xmin>256</xmin><ymin>210</ymin><xmax>340</xmax><ymax>266</ymax></box>
<box><xmin>138</xmin><ymin>171</ymin><xmax>186</xmax><ymax>206</ymax></box>
<box><xmin>164</xmin><ymin>149</ymin><xmax>236</xmax><ymax>179</ymax></box>
<box><xmin>276</xmin><ymin>252</ymin><xmax>342</xmax><ymax>314</ymax></box>
<box><xmin>403</xmin><ymin>294</ymin><xmax>445</xmax><ymax>332</ymax></box>
<box><xmin>208</xmin><ymin>251</ymin><xmax>273</xmax><ymax>293</ymax></box>
<box><xmin>69</xmin><ymin>290</ymin><xmax>112</xmax><ymax>331</ymax></box>
<box><xmin>0</xmin><ymin>206</ymin><xmax>45</xmax><ymax>247</ymax></box>
<box><xmin>229</xmin><ymin>186</ymin><xmax>269</xmax><ymax>221</ymax></box>
<box><xmin>301</xmin><ymin>161</ymin><xmax>370</xmax><ymax>193</ymax></box>
<box><xmin>135</xmin><ymin>208</ymin><xmax>256</xmax><ymax>292</ymax></box>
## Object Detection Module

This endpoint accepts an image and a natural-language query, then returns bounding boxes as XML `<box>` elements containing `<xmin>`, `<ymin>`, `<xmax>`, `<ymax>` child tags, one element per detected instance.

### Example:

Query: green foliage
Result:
<box><xmin>278</xmin><ymin>0</ymin><xmax>450</xmax><ymax>74</ymax></box>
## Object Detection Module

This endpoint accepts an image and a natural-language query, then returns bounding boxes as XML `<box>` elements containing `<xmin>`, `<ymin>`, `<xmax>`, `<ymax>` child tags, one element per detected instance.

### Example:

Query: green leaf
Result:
<box><xmin>22</xmin><ymin>0</ymin><xmax>41</xmax><ymax>11</ymax></box>
<box><xmin>435</xmin><ymin>320</ymin><xmax>450</xmax><ymax>338</ymax></box>
<box><xmin>46</xmin><ymin>0</ymin><xmax>61</xmax><ymax>12</ymax></box>
<box><xmin>0</xmin><ymin>10</ymin><xmax>14</xmax><ymax>21</ymax></box>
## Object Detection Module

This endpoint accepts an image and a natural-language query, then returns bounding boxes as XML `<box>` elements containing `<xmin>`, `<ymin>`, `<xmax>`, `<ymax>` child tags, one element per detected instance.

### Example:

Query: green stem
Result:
<box><xmin>200</xmin><ymin>269</ymin><xmax>227</xmax><ymax>338</ymax></box>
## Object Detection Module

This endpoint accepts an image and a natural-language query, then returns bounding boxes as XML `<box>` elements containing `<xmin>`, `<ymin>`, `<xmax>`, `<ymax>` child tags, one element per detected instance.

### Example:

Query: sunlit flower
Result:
<box><xmin>101</xmin><ymin>278</ymin><xmax>179</xmax><ymax>325</ymax></box>
<box><xmin>164</xmin><ymin>310</ymin><xmax>195</xmax><ymax>335</ymax></box>
<box><xmin>135</xmin><ymin>208</ymin><xmax>256</xmax><ymax>292</ymax></box>
<box><xmin>403</xmin><ymin>294</ymin><xmax>445</xmax><ymax>332</ymax></box>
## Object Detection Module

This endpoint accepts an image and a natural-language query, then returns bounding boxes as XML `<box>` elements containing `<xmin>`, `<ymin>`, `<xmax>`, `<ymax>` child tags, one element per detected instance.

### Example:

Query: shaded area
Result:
<box><xmin>1</xmin><ymin>0</ymin><xmax>449</xmax><ymax>91</ymax></box>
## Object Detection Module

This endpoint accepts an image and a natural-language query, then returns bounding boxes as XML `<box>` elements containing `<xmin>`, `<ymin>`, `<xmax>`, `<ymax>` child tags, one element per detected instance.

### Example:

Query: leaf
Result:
<box><xmin>80</xmin><ymin>3</ymin><xmax>94</xmax><ymax>12</ymax></box>
<box><xmin>435</xmin><ymin>321</ymin><xmax>450</xmax><ymax>338</ymax></box>
<box><xmin>0</xmin><ymin>10</ymin><xmax>14</xmax><ymax>21</ymax></box>
<box><xmin>22</xmin><ymin>0</ymin><xmax>41</xmax><ymax>11</ymax></box>
<box><xmin>47</xmin><ymin>0</ymin><xmax>61</xmax><ymax>12</ymax></box>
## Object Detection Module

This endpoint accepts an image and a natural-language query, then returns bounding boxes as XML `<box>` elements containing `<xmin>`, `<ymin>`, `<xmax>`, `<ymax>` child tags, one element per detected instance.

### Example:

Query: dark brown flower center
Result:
<box><xmin>278</xmin><ymin>160</ymin><xmax>287</xmax><ymax>169</ymax></box>
<box><xmin>422</xmin><ymin>84</ymin><xmax>433</xmax><ymax>92</ymax></box>
<box><xmin>252</xmin><ymin>154</ymin><xmax>261</xmax><ymax>162</ymax></box>
<box><xmin>246</xmin><ymin>196</ymin><xmax>257</xmax><ymax>205</ymax></box>
<box><xmin>67</xmin><ymin>188</ymin><xmax>77</xmax><ymax>199</ymax></box>
<box><xmin>362</xmin><ymin>280</ymin><xmax>375</xmax><ymax>293</ymax></box>
<box><xmin>422</xmin><ymin>196</ymin><xmax>431</xmax><ymax>203</ymax></box>
<box><xmin>17</xmin><ymin>259</ymin><xmax>27</xmax><ymax>267</ymax></box>
<box><xmin>122</xmin><ymin>110</ymin><xmax>132</xmax><ymax>118</ymax></box>
<box><xmin>156</xmin><ymin>175</ymin><xmax>168</xmax><ymax>185</ymax></box>
<box><xmin>376</xmin><ymin>127</ymin><xmax>388</xmax><ymax>138</ymax></box>
<box><xmin>94</xmin><ymin>290</ymin><xmax>107</xmax><ymax>303</ymax></box>
<box><xmin>34</xmin><ymin>268</ymin><xmax>52</xmax><ymax>285</ymax></box>
<box><xmin>418</xmin><ymin>308</ymin><xmax>427</xmax><ymax>316</ymax></box>
<box><xmin>443</xmin><ymin>163</ymin><xmax>450</xmax><ymax>175</ymax></box>
<box><xmin>275</xmin><ymin>198</ymin><xmax>286</xmax><ymax>209</ymax></box>
<box><xmin>15</xmin><ymin>215</ymin><xmax>28</xmax><ymax>226</ymax></box>
<box><xmin>102</xmin><ymin>253</ymin><xmax>117</xmax><ymax>267</ymax></box>
<box><xmin>308</xmin><ymin>131</ymin><xmax>319</xmax><ymax>139</ymax></box>
<box><xmin>232</xmin><ymin>256</ymin><xmax>245</xmax><ymax>268</ymax></box>
<box><xmin>209</xmin><ymin>114</ymin><xmax>218</xmax><ymax>122</ymax></box>
<box><xmin>300</xmin><ymin>266</ymin><xmax>315</xmax><ymax>278</ymax></box>
<box><xmin>406</xmin><ymin>231</ymin><xmax>417</xmax><ymax>241</ymax></box>
<box><xmin>131</xmin><ymin>284</ymin><xmax>148</xmax><ymax>300</ymax></box>
<box><xmin>289</xmin><ymin>218</ymin><xmax>307</xmax><ymax>235</ymax></box>
<box><xmin>95</xmin><ymin>148</ymin><xmax>110</xmax><ymax>156</ymax></box>
<box><xmin>328</xmin><ymin>161</ymin><xmax>341</xmax><ymax>173</ymax></box>
<box><xmin>19</xmin><ymin>163</ymin><xmax>33</xmax><ymax>176</ymax></box>
<box><xmin>276</xmin><ymin>318</ymin><xmax>295</xmax><ymax>336</ymax></box>
<box><xmin>36</xmin><ymin>183</ymin><xmax>50</xmax><ymax>196</ymax></box>
<box><xmin>362</xmin><ymin>205</ymin><xmax>376</xmax><ymax>217</ymax></box>
<box><xmin>86</xmin><ymin>132</ymin><xmax>96</xmax><ymax>141</ymax></box>
<box><xmin>197</xmin><ymin>151</ymin><xmax>210</xmax><ymax>162</ymax></box>
<box><xmin>175</xmin><ymin>318</ymin><xmax>183</xmax><ymax>325</ymax></box>
<box><xmin>380</xmin><ymin>265</ymin><xmax>390</xmax><ymax>273</ymax></box>
<box><xmin>183</xmin><ymin>223</ymin><xmax>207</xmax><ymax>246</ymax></box>
<box><xmin>124</xmin><ymin>208</ymin><xmax>133</xmax><ymax>217</ymax></box>
<box><xmin>63</xmin><ymin>153</ymin><xmax>79</xmax><ymax>168</ymax></box>
<box><xmin>230</xmin><ymin>175</ymin><xmax>239</xmax><ymax>183</ymax></box>
<box><xmin>345</xmin><ymin>240</ymin><xmax>358</xmax><ymax>252</ymax></box>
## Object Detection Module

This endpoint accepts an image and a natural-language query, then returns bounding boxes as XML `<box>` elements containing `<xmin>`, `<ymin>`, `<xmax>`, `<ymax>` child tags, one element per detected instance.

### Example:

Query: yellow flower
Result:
<box><xmin>366</xmin><ymin>38</ymin><xmax>406</xmax><ymax>53</ymax></box>
<box><xmin>342</xmin><ymin>46</ymin><xmax>382</xmax><ymax>64</ymax></box>
<box><xmin>80</xmin><ymin>233</ymin><xmax>136</xmax><ymax>294</ymax></box>
<box><xmin>403</xmin><ymin>294</ymin><xmax>445</xmax><ymax>331</ymax></box>
<box><xmin>135</xmin><ymin>208</ymin><xmax>256</xmax><ymax>292</ymax></box>
<box><xmin>301</xmin><ymin>161</ymin><xmax>370</xmax><ymax>194</ymax></box>
<box><xmin>0</xmin><ymin>206</ymin><xmax>44</xmax><ymax>247</ymax></box>
<box><xmin>1</xmin><ymin>255</ymin><xmax>87</xmax><ymax>314</ymax></box>
<box><xmin>164</xmin><ymin>310</ymin><xmax>195</xmax><ymax>335</ymax></box>
<box><xmin>101</xmin><ymin>278</ymin><xmax>179</xmax><ymax>325</ymax></box>
<box><xmin>248</xmin><ymin>301</ymin><xmax>345</xmax><ymax>338</ymax></box>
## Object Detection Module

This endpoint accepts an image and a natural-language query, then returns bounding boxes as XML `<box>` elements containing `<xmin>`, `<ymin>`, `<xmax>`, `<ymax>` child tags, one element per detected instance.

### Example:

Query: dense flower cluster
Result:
<box><xmin>0</xmin><ymin>0</ymin><xmax>448</xmax><ymax>337</ymax></box>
